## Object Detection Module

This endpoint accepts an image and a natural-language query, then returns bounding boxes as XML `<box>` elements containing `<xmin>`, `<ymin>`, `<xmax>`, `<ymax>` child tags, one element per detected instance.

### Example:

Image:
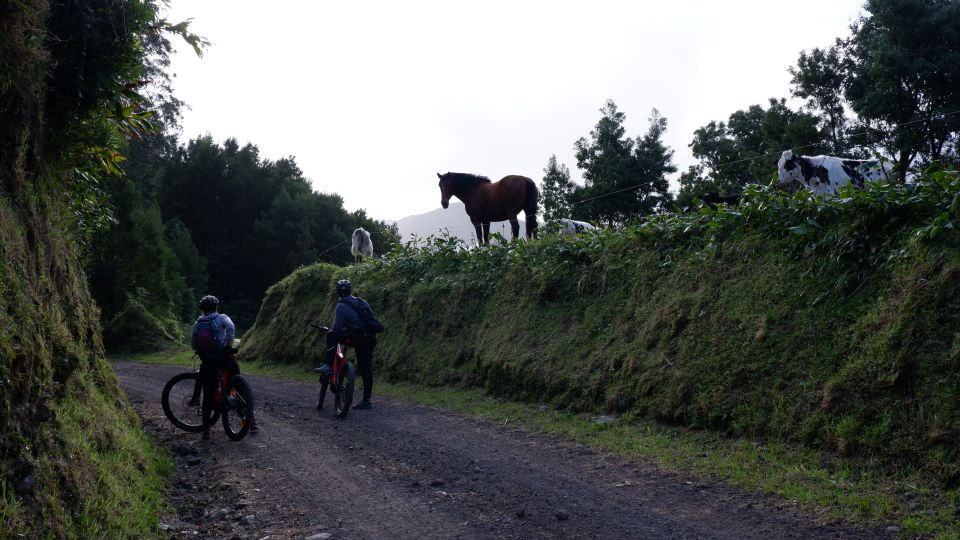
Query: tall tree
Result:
<box><xmin>791</xmin><ymin>0</ymin><xmax>960</xmax><ymax>175</ymax></box>
<box><xmin>540</xmin><ymin>155</ymin><xmax>574</xmax><ymax>222</ymax></box>
<box><xmin>86</xmin><ymin>176</ymin><xmax>186</xmax><ymax>322</ymax></box>
<box><xmin>573</xmin><ymin>100</ymin><xmax>635</xmax><ymax>225</ymax></box>
<box><xmin>573</xmin><ymin>100</ymin><xmax>674</xmax><ymax>224</ymax></box>
<box><xmin>790</xmin><ymin>45</ymin><xmax>850</xmax><ymax>152</ymax></box>
<box><xmin>631</xmin><ymin>109</ymin><xmax>676</xmax><ymax>215</ymax></box>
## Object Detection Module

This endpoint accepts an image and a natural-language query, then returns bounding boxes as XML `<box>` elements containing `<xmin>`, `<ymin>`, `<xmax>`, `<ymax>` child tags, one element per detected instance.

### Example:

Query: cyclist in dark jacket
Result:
<box><xmin>317</xmin><ymin>279</ymin><xmax>377</xmax><ymax>409</ymax></box>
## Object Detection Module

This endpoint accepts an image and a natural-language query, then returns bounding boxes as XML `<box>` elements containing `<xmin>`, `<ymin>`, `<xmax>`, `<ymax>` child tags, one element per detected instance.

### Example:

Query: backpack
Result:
<box><xmin>194</xmin><ymin>316</ymin><xmax>221</xmax><ymax>355</ymax></box>
<box><xmin>341</xmin><ymin>297</ymin><xmax>384</xmax><ymax>335</ymax></box>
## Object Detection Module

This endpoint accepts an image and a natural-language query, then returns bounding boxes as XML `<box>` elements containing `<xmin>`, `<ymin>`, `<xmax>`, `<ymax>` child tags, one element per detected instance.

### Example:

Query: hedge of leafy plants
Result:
<box><xmin>245</xmin><ymin>168</ymin><xmax>960</xmax><ymax>485</ymax></box>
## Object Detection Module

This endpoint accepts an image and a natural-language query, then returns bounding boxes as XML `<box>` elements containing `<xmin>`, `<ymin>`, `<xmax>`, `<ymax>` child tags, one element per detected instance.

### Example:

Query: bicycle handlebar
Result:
<box><xmin>309</xmin><ymin>322</ymin><xmax>330</xmax><ymax>333</ymax></box>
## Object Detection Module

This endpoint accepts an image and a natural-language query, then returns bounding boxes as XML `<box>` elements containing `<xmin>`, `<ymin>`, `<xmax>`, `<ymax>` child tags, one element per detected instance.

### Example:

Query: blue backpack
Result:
<box><xmin>194</xmin><ymin>317</ymin><xmax>220</xmax><ymax>355</ymax></box>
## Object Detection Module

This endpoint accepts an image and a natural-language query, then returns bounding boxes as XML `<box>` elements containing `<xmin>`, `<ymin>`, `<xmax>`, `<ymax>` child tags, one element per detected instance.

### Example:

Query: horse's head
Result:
<box><xmin>437</xmin><ymin>172</ymin><xmax>452</xmax><ymax>209</ymax></box>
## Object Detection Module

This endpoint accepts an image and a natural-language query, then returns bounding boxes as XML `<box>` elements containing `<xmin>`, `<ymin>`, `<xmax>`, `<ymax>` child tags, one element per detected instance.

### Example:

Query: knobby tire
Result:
<box><xmin>161</xmin><ymin>372</ymin><xmax>220</xmax><ymax>432</ymax></box>
<box><xmin>334</xmin><ymin>362</ymin><xmax>356</xmax><ymax>419</ymax></box>
<box><xmin>222</xmin><ymin>375</ymin><xmax>255</xmax><ymax>441</ymax></box>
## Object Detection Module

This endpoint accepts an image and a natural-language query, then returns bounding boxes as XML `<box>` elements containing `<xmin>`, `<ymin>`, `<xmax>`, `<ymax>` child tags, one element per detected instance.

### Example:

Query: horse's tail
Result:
<box><xmin>523</xmin><ymin>177</ymin><xmax>539</xmax><ymax>238</ymax></box>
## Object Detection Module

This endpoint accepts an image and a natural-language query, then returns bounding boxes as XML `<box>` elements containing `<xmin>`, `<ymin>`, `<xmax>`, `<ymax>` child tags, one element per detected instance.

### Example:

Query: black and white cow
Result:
<box><xmin>556</xmin><ymin>218</ymin><xmax>596</xmax><ymax>235</ymax></box>
<box><xmin>776</xmin><ymin>150</ymin><xmax>893</xmax><ymax>196</ymax></box>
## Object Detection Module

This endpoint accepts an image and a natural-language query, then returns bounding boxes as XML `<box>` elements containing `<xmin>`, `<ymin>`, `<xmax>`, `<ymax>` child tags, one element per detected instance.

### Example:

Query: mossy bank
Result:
<box><xmin>1</xmin><ymin>1</ymin><xmax>174</xmax><ymax>536</ymax></box>
<box><xmin>0</xmin><ymin>193</ymin><xmax>171</xmax><ymax>537</ymax></box>
<box><xmin>244</xmin><ymin>181</ymin><xmax>960</xmax><ymax>499</ymax></box>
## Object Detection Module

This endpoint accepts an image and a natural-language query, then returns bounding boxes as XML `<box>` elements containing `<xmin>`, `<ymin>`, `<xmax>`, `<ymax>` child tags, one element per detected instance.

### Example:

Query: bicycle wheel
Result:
<box><xmin>334</xmin><ymin>362</ymin><xmax>355</xmax><ymax>419</ymax></box>
<box><xmin>222</xmin><ymin>375</ymin><xmax>255</xmax><ymax>441</ymax></box>
<box><xmin>162</xmin><ymin>372</ymin><xmax>220</xmax><ymax>432</ymax></box>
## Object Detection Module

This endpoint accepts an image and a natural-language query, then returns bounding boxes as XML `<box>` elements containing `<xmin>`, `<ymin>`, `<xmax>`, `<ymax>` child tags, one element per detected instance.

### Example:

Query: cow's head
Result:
<box><xmin>776</xmin><ymin>150</ymin><xmax>803</xmax><ymax>186</ymax></box>
<box><xmin>437</xmin><ymin>172</ymin><xmax>452</xmax><ymax>209</ymax></box>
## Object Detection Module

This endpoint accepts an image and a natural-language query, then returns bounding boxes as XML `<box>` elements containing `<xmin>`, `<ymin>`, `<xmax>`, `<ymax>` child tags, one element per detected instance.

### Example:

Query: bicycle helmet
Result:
<box><xmin>335</xmin><ymin>279</ymin><xmax>352</xmax><ymax>297</ymax></box>
<box><xmin>199</xmin><ymin>295</ymin><xmax>219</xmax><ymax>311</ymax></box>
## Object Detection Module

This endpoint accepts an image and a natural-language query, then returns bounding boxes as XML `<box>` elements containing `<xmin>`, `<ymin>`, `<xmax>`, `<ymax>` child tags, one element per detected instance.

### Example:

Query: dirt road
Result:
<box><xmin>114</xmin><ymin>362</ymin><xmax>884</xmax><ymax>539</ymax></box>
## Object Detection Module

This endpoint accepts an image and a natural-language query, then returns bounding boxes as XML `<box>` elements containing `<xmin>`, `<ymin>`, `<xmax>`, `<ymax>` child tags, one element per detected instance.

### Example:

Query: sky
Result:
<box><xmin>163</xmin><ymin>0</ymin><xmax>865</xmax><ymax>221</ymax></box>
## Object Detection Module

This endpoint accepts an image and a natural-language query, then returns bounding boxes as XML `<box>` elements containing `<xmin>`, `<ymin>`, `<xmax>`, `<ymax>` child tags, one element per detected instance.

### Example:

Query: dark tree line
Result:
<box><xmin>87</xmin><ymin>133</ymin><xmax>400</xmax><ymax>331</ymax></box>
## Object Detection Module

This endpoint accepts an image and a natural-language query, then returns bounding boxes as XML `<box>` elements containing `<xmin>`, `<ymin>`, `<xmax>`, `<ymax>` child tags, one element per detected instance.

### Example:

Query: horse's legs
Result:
<box><xmin>482</xmin><ymin>222</ymin><xmax>490</xmax><ymax>245</ymax></box>
<box><xmin>525</xmin><ymin>213</ymin><xmax>538</xmax><ymax>239</ymax></box>
<box><xmin>509</xmin><ymin>218</ymin><xmax>520</xmax><ymax>240</ymax></box>
<box><xmin>473</xmin><ymin>222</ymin><xmax>484</xmax><ymax>245</ymax></box>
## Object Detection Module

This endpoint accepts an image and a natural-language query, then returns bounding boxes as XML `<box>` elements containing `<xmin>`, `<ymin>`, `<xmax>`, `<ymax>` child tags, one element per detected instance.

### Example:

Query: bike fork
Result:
<box><xmin>191</xmin><ymin>378</ymin><xmax>202</xmax><ymax>403</ymax></box>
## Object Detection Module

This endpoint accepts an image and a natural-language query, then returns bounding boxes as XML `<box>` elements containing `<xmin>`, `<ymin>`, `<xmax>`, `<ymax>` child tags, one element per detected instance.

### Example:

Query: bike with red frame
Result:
<box><xmin>310</xmin><ymin>323</ymin><xmax>356</xmax><ymax>418</ymax></box>
<box><xmin>161</xmin><ymin>342</ymin><xmax>255</xmax><ymax>440</ymax></box>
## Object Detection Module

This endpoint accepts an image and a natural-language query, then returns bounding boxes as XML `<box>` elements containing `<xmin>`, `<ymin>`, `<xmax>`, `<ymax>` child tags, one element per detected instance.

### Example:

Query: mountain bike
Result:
<box><xmin>310</xmin><ymin>323</ymin><xmax>356</xmax><ymax>419</ymax></box>
<box><xmin>161</xmin><ymin>346</ymin><xmax>255</xmax><ymax>441</ymax></box>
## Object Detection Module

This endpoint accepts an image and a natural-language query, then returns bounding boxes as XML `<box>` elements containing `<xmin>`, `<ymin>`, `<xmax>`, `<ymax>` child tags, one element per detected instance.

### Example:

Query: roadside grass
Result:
<box><xmin>124</xmin><ymin>349</ymin><xmax>959</xmax><ymax>538</ymax></box>
<box><xmin>52</xmin><ymin>373</ymin><xmax>173</xmax><ymax>538</ymax></box>
<box><xmin>0</xmin><ymin>481</ymin><xmax>23</xmax><ymax>538</ymax></box>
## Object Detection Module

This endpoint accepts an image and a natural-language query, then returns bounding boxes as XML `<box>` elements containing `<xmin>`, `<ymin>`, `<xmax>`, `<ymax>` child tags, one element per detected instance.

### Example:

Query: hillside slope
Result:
<box><xmin>1</xmin><ymin>2</ymin><xmax>170</xmax><ymax>536</ymax></box>
<box><xmin>243</xmin><ymin>181</ymin><xmax>960</xmax><ymax>488</ymax></box>
<box><xmin>0</xmin><ymin>191</ymin><xmax>168</xmax><ymax>537</ymax></box>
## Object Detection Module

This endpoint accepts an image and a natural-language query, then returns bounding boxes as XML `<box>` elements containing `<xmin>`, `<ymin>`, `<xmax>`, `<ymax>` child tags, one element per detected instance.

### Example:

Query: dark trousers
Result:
<box><xmin>326</xmin><ymin>334</ymin><xmax>376</xmax><ymax>401</ymax></box>
<box><xmin>198</xmin><ymin>353</ymin><xmax>239</xmax><ymax>428</ymax></box>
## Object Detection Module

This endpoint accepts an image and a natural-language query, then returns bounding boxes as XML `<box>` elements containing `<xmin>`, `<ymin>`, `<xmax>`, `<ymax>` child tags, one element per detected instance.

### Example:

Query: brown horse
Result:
<box><xmin>437</xmin><ymin>172</ymin><xmax>539</xmax><ymax>245</ymax></box>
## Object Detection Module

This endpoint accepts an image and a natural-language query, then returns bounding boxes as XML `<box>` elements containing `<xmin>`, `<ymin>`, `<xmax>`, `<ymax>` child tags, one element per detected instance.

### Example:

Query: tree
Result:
<box><xmin>683</xmin><ymin>98</ymin><xmax>824</xmax><ymax>204</ymax></box>
<box><xmin>572</xmin><ymin>100</ymin><xmax>675</xmax><ymax>225</ymax></box>
<box><xmin>540</xmin><ymin>155</ymin><xmax>574</xmax><ymax>222</ymax></box>
<box><xmin>86</xmin><ymin>176</ymin><xmax>186</xmax><ymax>323</ymax></box>
<box><xmin>631</xmin><ymin>109</ymin><xmax>676</xmax><ymax>214</ymax></box>
<box><xmin>573</xmin><ymin>100</ymin><xmax>635</xmax><ymax>225</ymax></box>
<box><xmin>790</xmin><ymin>45</ymin><xmax>850</xmax><ymax>152</ymax></box>
<box><xmin>791</xmin><ymin>0</ymin><xmax>960</xmax><ymax>175</ymax></box>
<box><xmin>164</xmin><ymin>218</ymin><xmax>208</xmax><ymax>319</ymax></box>
<box><xmin>675</xmin><ymin>165</ymin><xmax>715</xmax><ymax>210</ymax></box>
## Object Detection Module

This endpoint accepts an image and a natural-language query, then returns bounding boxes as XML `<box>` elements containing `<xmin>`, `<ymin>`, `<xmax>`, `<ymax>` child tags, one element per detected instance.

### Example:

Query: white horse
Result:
<box><xmin>351</xmin><ymin>227</ymin><xmax>373</xmax><ymax>263</ymax></box>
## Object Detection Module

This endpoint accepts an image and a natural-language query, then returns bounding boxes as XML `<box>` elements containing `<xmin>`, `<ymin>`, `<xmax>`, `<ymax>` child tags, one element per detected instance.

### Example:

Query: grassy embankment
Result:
<box><xmin>232</xmin><ymin>176</ymin><xmax>960</xmax><ymax>537</ymax></box>
<box><xmin>0</xmin><ymin>194</ymin><xmax>172</xmax><ymax>538</ymax></box>
<box><xmin>1</xmin><ymin>2</ymin><xmax>171</xmax><ymax>534</ymax></box>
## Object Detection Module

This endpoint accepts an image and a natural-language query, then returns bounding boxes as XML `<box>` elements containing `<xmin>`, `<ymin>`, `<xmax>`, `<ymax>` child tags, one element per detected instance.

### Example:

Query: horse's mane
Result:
<box><xmin>444</xmin><ymin>172</ymin><xmax>491</xmax><ymax>193</ymax></box>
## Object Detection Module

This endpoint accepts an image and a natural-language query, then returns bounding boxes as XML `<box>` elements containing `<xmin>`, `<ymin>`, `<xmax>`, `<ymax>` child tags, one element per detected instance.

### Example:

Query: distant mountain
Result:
<box><xmin>394</xmin><ymin>202</ymin><xmax>526</xmax><ymax>246</ymax></box>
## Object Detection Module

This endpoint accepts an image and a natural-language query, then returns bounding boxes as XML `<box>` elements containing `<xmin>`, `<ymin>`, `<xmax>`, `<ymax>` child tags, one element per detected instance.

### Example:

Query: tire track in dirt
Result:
<box><xmin>114</xmin><ymin>361</ymin><xmax>885</xmax><ymax>539</ymax></box>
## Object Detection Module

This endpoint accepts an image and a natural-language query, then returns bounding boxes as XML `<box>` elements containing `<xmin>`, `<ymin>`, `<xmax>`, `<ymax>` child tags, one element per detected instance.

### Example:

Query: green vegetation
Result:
<box><xmin>566</xmin><ymin>101</ymin><xmax>676</xmax><ymax>224</ymax></box>
<box><xmin>1</xmin><ymin>1</ymin><xmax>183</xmax><ymax>536</ymax></box>
<box><xmin>792</xmin><ymin>0</ymin><xmax>960</xmax><ymax>176</ymax></box>
<box><xmin>545</xmin><ymin>1</ymin><xmax>960</xmax><ymax>216</ymax></box>
<box><xmin>242</xmin><ymin>172</ymin><xmax>960</xmax><ymax>536</ymax></box>
<box><xmin>677</xmin><ymin>98</ymin><xmax>823</xmax><ymax>208</ymax></box>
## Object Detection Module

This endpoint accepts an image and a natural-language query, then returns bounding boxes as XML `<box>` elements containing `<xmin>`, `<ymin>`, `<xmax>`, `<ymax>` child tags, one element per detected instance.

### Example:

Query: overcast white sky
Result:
<box><xmin>163</xmin><ymin>0</ymin><xmax>864</xmax><ymax>221</ymax></box>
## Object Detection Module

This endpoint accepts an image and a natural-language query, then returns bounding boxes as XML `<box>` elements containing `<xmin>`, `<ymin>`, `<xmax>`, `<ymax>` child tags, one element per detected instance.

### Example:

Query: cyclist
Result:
<box><xmin>191</xmin><ymin>295</ymin><xmax>257</xmax><ymax>438</ymax></box>
<box><xmin>316</xmin><ymin>279</ymin><xmax>378</xmax><ymax>409</ymax></box>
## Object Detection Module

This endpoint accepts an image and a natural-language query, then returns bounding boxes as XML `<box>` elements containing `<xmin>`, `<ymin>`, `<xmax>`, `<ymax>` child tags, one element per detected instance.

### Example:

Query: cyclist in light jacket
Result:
<box><xmin>192</xmin><ymin>295</ymin><xmax>256</xmax><ymax>438</ymax></box>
